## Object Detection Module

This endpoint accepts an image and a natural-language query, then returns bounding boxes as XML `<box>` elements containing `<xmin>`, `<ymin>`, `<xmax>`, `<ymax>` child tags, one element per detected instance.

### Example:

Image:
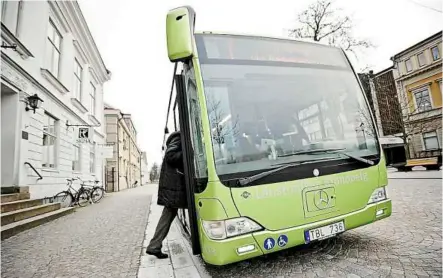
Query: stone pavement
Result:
<box><xmin>141</xmin><ymin>172</ymin><xmax>442</xmax><ymax>278</ymax></box>
<box><xmin>2</xmin><ymin>171</ymin><xmax>441</xmax><ymax>278</ymax></box>
<box><xmin>1</xmin><ymin>185</ymin><xmax>153</xmax><ymax>278</ymax></box>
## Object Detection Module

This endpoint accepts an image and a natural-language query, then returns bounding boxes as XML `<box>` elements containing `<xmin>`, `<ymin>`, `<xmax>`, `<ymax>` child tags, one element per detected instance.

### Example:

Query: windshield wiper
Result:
<box><xmin>237</xmin><ymin>157</ymin><xmax>332</xmax><ymax>186</ymax></box>
<box><xmin>278</xmin><ymin>148</ymin><xmax>375</xmax><ymax>166</ymax></box>
<box><xmin>278</xmin><ymin>148</ymin><xmax>345</xmax><ymax>157</ymax></box>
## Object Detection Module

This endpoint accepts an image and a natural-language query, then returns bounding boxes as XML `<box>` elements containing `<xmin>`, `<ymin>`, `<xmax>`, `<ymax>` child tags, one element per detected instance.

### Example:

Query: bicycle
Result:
<box><xmin>76</xmin><ymin>177</ymin><xmax>105</xmax><ymax>204</ymax></box>
<box><xmin>53</xmin><ymin>178</ymin><xmax>93</xmax><ymax>208</ymax></box>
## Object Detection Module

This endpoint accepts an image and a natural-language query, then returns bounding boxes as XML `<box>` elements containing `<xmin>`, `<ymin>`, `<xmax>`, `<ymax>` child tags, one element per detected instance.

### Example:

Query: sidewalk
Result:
<box><xmin>138</xmin><ymin>185</ymin><xmax>207</xmax><ymax>278</ymax></box>
<box><xmin>387</xmin><ymin>166</ymin><xmax>442</xmax><ymax>179</ymax></box>
<box><xmin>1</xmin><ymin>185</ymin><xmax>153</xmax><ymax>278</ymax></box>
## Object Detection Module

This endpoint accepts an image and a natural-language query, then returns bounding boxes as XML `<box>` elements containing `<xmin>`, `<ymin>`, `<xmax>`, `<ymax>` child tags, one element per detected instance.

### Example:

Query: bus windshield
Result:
<box><xmin>195</xmin><ymin>34</ymin><xmax>379</xmax><ymax>176</ymax></box>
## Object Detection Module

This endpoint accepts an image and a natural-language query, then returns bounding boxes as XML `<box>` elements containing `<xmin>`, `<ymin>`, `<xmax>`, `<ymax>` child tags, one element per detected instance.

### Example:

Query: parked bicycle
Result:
<box><xmin>76</xmin><ymin>177</ymin><xmax>105</xmax><ymax>203</ymax></box>
<box><xmin>53</xmin><ymin>178</ymin><xmax>93</xmax><ymax>208</ymax></box>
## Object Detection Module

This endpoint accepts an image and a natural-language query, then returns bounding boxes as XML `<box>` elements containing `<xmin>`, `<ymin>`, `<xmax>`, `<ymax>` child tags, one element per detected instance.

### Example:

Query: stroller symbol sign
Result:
<box><xmin>263</xmin><ymin>237</ymin><xmax>275</xmax><ymax>250</ymax></box>
<box><xmin>277</xmin><ymin>235</ymin><xmax>288</xmax><ymax>247</ymax></box>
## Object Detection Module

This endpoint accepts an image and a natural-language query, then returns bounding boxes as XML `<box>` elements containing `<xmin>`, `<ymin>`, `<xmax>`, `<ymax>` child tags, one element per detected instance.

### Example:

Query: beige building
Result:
<box><xmin>104</xmin><ymin>104</ymin><xmax>141</xmax><ymax>192</ymax></box>
<box><xmin>391</xmin><ymin>31</ymin><xmax>442</xmax><ymax>159</ymax></box>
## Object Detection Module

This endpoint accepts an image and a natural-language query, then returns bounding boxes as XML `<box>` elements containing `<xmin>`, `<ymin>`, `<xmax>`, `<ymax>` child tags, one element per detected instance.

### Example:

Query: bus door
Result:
<box><xmin>168</xmin><ymin>63</ymin><xmax>202</xmax><ymax>255</ymax></box>
<box><xmin>170</xmin><ymin>97</ymin><xmax>192</xmax><ymax>234</ymax></box>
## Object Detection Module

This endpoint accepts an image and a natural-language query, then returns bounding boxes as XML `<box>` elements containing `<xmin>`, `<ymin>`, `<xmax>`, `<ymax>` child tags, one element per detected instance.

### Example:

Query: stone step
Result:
<box><xmin>1</xmin><ymin>207</ymin><xmax>75</xmax><ymax>240</ymax></box>
<box><xmin>1</xmin><ymin>199</ymin><xmax>43</xmax><ymax>213</ymax></box>
<box><xmin>1</xmin><ymin>186</ymin><xmax>29</xmax><ymax>194</ymax></box>
<box><xmin>1</xmin><ymin>192</ymin><xmax>30</xmax><ymax>203</ymax></box>
<box><xmin>1</xmin><ymin>203</ymin><xmax>61</xmax><ymax>226</ymax></box>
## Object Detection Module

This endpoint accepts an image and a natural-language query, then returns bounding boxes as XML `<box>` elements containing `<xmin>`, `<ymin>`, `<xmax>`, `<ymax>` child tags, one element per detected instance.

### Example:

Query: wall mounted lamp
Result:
<box><xmin>25</xmin><ymin>94</ymin><xmax>44</xmax><ymax>113</ymax></box>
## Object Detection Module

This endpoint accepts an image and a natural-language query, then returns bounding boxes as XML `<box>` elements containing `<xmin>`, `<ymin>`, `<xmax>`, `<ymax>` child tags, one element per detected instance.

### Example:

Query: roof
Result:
<box><xmin>195</xmin><ymin>31</ymin><xmax>341</xmax><ymax>50</ymax></box>
<box><xmin>391</xmin><ymin>31</ymin><xmax>442</xmax><ymax>60</ymax></box>
<box><xmin>374</xmin><ymin>66</ymin><xmax>394</xmax><ymax>77</ymax></box>
<box><xmin>54</xmin><ymin>1</ymin><xmax>111</xmax><ymax>83</ymax></box>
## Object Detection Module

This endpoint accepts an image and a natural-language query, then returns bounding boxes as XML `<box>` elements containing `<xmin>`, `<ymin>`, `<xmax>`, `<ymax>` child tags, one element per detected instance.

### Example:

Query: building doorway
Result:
<box><xmin>1</xmin><ymin>83</ymin><xmax>21</xmax><ymax>186</ymax></box>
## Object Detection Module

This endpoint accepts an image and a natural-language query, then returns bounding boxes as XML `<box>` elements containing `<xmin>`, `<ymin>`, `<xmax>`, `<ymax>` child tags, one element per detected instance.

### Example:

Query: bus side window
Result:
<box><xmin>184</xmin><ymin>63</ymin><xmax>208</xmax><ymax>178</ymax></box>
<box><xmin>173</xmin><ymin>99</ymin><xmax>180</xmax><ymax>131</ymax></box>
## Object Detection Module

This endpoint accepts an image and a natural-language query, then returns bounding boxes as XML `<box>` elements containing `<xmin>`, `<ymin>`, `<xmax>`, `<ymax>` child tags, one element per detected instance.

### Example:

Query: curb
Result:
<box><xmin>137</xmin><ymin>188</ymin><xmax>203</xmax><ymax>278</ymax></box>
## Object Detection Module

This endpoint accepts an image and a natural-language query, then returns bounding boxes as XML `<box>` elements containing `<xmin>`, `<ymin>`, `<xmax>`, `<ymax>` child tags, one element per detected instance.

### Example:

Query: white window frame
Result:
<box><xmin>417</xmin><ymin>52</ymin><xmax>426</xmax><ymax>67</ymax></box>
<box><xmin>89</xmin><ymin>82</ymin><xmax>96</xmax><ymax>116</ymax></box>
<box><xmin>405</xmin><ymin>58</ymin><xmax>413</xmax><ymax>72</ymax></box>
<box><xmin>15</xmin><ymin>0</ymin><xmax>23</xmax><ymax>37</ymax></box>
<box><xmin>422</xmin><ymin>131</ymin><xmax>440</xmax><ymax>150</ymax></box>
<box><xmin>72</xmin><ymin>143</ymin><xmax>81</xmax><ymax>172</ymax></box>
<box><xmin>411</xmin><ymin>86</ymin><xmax>433</xmax><ymax>113</ymax></box>
<box><xmin>73</xmin><ymin>58</ymin><xmax>82</xmax><ymax>101</ymax></box>
<box><xmin>89</xmin><ymin>144</ymin><xmax>95</xmax><ymax>174</ymax></box>
<box><xmin>46</xmin><ymin>20</ymin><xmax>62</xmax><ymax>78</ymax></box>
<box><xmin>42</xmin><ymin>113</ymin><xmax>58</xmax><ymax>169</ymax></box>
<box><xmin>2</xmin><ymin>0</ymin><xmax>23</xmax><ymax>36</ymax></box>
<box><xmin>431</xmin><ymin>45</ymin><xmax>440</xmax><ymax>61</ymax></box>
<box><xmin>1</xmin><ymin>1</ymin><xmax>6</xmax><ymax>22</ymax></box>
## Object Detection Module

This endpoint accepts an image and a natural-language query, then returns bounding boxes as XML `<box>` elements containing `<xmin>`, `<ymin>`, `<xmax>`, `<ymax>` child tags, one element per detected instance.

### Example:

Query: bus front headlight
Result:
<box><xmin>202</xmin><ymin>217</ymin><xmax>262</xmax><ymax>240</ymax></box>
<box><xmin>368</xmin><ymin>187</ymin><xmax>387</xmax><ymax>204</ymax></box>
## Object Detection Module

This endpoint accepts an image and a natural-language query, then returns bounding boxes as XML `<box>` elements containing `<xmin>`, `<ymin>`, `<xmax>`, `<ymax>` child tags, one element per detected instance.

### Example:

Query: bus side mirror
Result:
<box><xmin>166</xmin><ymin>6</ymin><xmax>196</xmax><ymax>62</ymax></box>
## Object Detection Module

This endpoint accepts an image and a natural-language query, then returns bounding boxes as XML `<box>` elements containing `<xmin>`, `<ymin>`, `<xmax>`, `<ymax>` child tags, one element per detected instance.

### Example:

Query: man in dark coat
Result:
<box><xmin>146</xmin><ymin>131</ymin><xmax>187</xmax><ymax>259</ymax></box>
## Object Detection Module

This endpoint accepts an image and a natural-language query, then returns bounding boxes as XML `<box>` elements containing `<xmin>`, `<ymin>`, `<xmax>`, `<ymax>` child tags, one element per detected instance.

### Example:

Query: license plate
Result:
<box><xmin>304</xmin><ymin>221</ymin><xmax>345</xmax><ymax>243</ymax></box>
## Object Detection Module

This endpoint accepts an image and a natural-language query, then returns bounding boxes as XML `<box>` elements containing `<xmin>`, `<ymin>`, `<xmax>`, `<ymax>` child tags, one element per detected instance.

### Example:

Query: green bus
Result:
<box><xmin>163</xmin><ymin>6</ymin><xmax>392</xmax><ymax>266</ymax></box>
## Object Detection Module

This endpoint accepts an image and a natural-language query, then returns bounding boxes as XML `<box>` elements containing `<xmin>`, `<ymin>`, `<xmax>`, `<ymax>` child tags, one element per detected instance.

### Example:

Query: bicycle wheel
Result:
<box><xmin>54</xmin><ymin>191</ymin><xmax>73</xmax><ymax>208</ymax></box>
<box><xmin>77</xmin><ymin>190</ymin><xmax>91</xmax><ymax>207</ymax></box>
<box><xmin>90</xmin><ymin>187</ymin><xmax>104</xmax><ymax>203</ymax></box>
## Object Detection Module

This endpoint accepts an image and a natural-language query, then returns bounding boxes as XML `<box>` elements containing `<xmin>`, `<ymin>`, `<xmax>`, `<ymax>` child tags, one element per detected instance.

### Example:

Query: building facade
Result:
<box><xmin>104</xmin><ymin>105</ymin><xmax>141</xmax><ymax>192</ymax></box>
<box><xmin>1</xmin><ymin>1</ymin><xmax>111</xmax><ymax>198</ymax></box>
<box><xmin>391</xmin><ymin>31</ymin><xmax>442</xmax><ymax>159</ymax></box>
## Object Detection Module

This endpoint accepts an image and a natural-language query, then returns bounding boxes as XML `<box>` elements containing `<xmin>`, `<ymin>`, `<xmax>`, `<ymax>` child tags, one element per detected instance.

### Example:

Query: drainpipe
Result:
<box><xmin>116</xmin><ymin>116</ymin><xmax>119</xmax><ymax>192</ymax></box>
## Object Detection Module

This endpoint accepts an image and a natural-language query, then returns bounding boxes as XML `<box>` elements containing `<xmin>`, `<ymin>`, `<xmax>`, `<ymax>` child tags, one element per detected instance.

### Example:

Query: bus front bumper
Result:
<box><xmin>200</xmin><ymin>199</ymin><xmax>391</xmax><ymax>266</ymax></box>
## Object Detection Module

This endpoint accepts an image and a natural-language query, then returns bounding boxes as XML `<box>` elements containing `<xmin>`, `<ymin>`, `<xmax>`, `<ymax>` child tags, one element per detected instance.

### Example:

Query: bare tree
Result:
<box><xmin>288</xmin><ymin>0</ymin><xmax>373</xmax><ymax>62</ymax></box>
<box><xmin>149</xmin><ymin>163</ymin><xmax>160</xmax><ymax>183</ymax></box>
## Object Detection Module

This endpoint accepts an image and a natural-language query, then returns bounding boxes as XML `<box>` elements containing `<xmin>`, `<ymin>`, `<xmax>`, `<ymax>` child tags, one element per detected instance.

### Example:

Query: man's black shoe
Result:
<box><xmin>146</xmin><ymin>249</ymin><xmax>169</xmax><ymax>259</ymax></box>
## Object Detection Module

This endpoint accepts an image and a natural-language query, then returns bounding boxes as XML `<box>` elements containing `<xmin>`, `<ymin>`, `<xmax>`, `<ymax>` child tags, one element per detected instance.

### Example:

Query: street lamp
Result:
<box><xmin>25</xmin><ymin>94</ymin><xmax>44</xmax><ymax>114</ymax></box>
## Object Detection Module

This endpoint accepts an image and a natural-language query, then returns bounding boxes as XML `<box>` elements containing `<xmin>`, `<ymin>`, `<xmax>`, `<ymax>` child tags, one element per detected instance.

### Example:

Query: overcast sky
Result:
<box><xmin>77</xmin><ymin>0</ymin><xmax>441</xmax><ymax>166</ymax></box>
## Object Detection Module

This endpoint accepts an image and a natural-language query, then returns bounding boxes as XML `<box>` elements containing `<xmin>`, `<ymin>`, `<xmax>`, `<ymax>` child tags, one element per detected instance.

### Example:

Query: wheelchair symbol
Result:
<box><xmin>277</xmin><ymin>235</ymin><xmax>288</xmax><ymax>247</ymax></box>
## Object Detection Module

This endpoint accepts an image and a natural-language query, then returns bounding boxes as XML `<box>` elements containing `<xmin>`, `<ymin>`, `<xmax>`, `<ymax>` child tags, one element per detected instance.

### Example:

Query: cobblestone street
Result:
<box><xmin>142</xmin><ymin>170</ymin><xmax>442</xmax><ymax>278</ymax></box>
<box><xmin>196</xmin><ymin>171</ymin><xmax>443</xmax><ymax>278</ymax></box>
<box><xmin>1</xmin><ymin>171</ymin><xmax>442</xmax><ymax>278</ymax></box>
<box><xmin>1</xmin><ymin>185</ymin><xmax>154</xmax><ymax>278</ymax></box>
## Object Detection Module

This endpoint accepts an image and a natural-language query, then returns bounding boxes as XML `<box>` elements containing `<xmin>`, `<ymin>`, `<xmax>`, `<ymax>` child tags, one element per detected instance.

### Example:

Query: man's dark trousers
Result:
<box><xmin>146</xmin><ymin>206</ymin><xmax>178</xmax><ymax>251</ymax></box>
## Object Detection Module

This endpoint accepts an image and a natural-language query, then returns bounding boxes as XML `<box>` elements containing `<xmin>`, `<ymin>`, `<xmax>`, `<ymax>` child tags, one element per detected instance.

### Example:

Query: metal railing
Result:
<box><xmin>24</xmin><ymin>162</ymin><xmax>43</xmax><ymax>181</ymax></box>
